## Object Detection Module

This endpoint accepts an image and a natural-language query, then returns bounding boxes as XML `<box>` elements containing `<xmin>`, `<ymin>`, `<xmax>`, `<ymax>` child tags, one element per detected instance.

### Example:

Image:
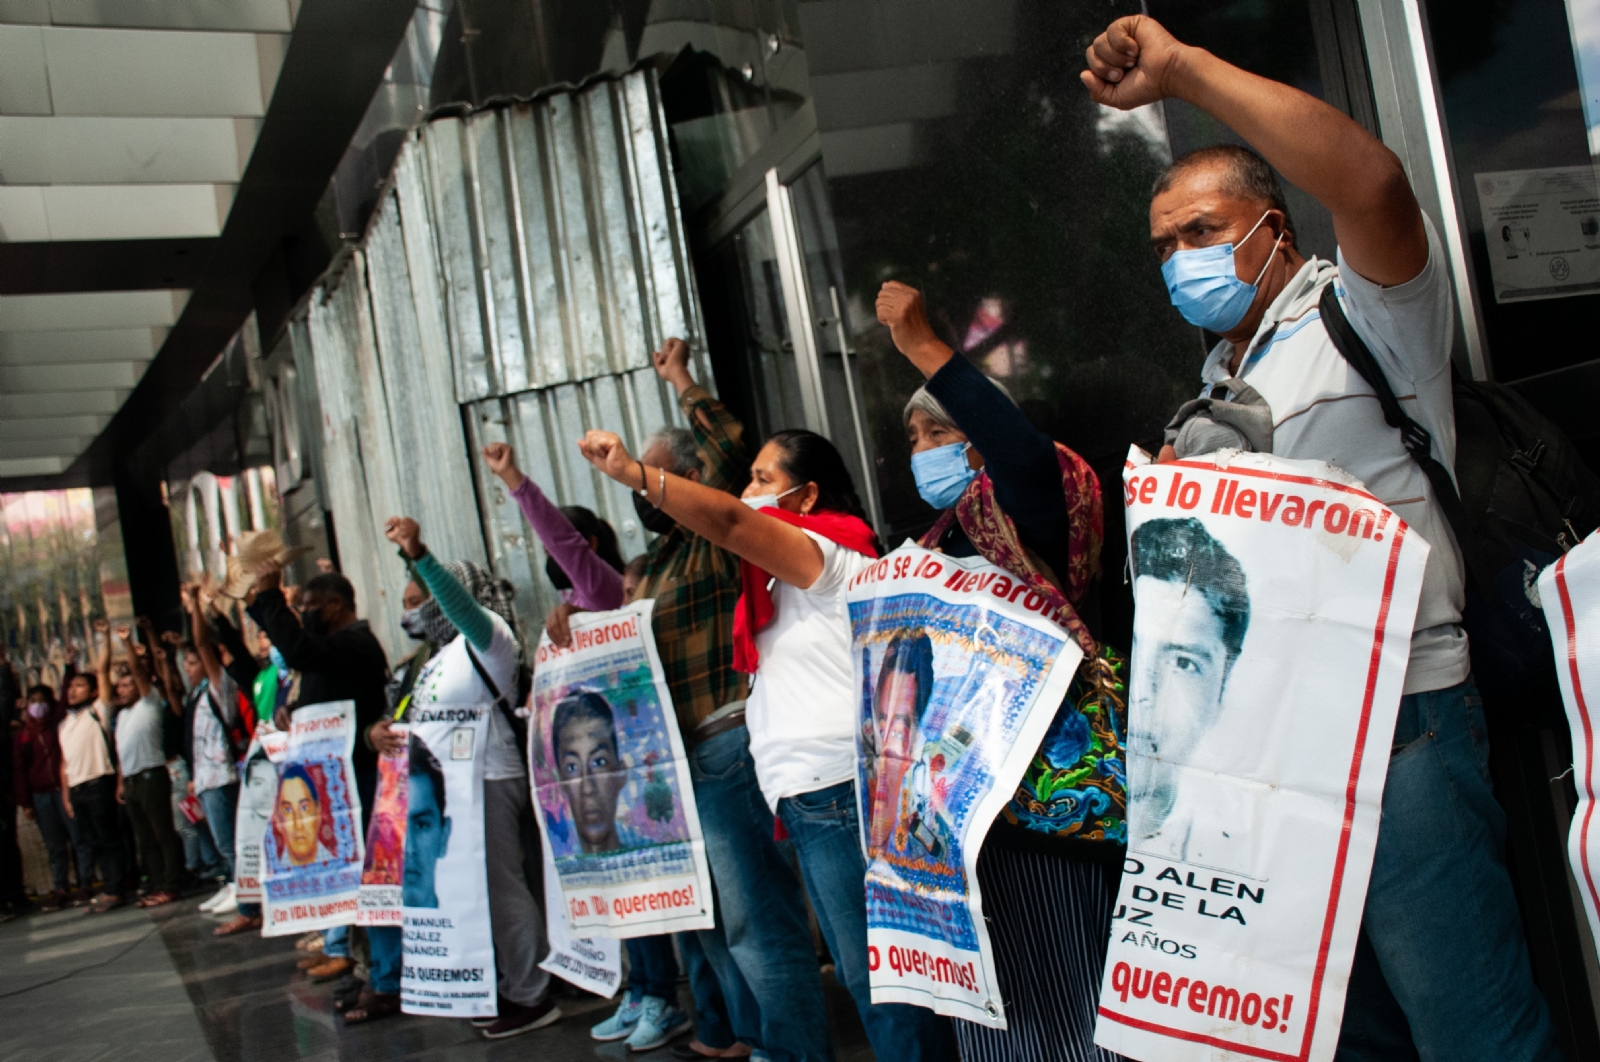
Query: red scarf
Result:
<box><xmin>732</xmin><ymin>508</ymin><xmax>879</xmax><ymax>673</ymax></box>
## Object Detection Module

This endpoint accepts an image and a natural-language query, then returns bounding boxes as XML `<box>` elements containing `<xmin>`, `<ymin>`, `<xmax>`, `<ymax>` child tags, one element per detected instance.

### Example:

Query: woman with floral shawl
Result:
<box><xmin>877</xmin><ymin>281</ymin><xmax>1130</xmax><ymax>1062</ymax></box>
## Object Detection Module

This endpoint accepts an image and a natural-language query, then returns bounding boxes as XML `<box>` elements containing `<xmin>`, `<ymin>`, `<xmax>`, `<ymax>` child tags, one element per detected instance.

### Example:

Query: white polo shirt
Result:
<box><xmin>1200</xmin><ymin>215</ymin><xmax>1467</xmax><ymax>694</ymax></box>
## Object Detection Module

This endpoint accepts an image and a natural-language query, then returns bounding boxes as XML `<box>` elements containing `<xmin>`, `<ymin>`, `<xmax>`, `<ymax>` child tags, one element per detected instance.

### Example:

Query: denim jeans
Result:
<box><xmin>1335</xmin><ymin>680</ymin><xmax>1560</xmax><ymax>1062</ymax></box>
<box><xmin>368</xmin><ymin>925</ymin><xmax>402</xmax><ymax>993</ymax></box>
<box><xmin>627</xmin><ymin>934</ymin><xmax>680</xmax><ymax>1000</ymax></box>
<box><xmin>32</xmin><ymin>791</ymin><xmax>81</xmax><ymax>892</ymax></box>
<box><xmin>691</xmin><ymin>725</ymin><xmax>833</xmax><ymax>1062</ymax></box>
<box><xmin>198</xmin><ymin>783</ymin><xmax>238</xmax><ymax>881</ymax></box>
<box><xmin>323</xmin><ymin>925</ymin><xmax>350</xmax><ymax>958</ymax></box>
<box><xmin>683</xmin><ymin>919</ymin><xmax>763</xmax><ymax>1050</ymax></box>
<box><xmin>777</xmin><ymin>782</ymin><xmax>957</xmax><ymax>1062</ymax></box>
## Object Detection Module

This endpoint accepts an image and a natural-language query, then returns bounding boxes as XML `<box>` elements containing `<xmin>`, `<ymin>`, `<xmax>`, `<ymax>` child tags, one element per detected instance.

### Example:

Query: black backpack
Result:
<box><xmin>1320</xmin><ymin>287</ymin><xmax>1600</xmax><ymax>709</ymax></box>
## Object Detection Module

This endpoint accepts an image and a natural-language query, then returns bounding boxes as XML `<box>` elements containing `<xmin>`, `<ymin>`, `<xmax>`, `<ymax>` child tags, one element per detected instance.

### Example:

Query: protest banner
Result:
<box><xmin>234</xmin><ymin>724</ymin><xmax>288</xmax><ymax>905</ymax></box>
<box><xmin>1094</xmin><ymin>449</ymin><xmax>1428</xmax><ymax>1062</ymax></box>
<box><xmin>400</xmin><ymin>703</ymin><xmax>495</xmax><ymax>1017</ymax></box>
<box><xmin>537</xmin><ymin>832</ymin><xmax>623</xmax><ymax>997</ymax></box>
<box><xmin>261</xmin><ymin>701</ymin><xmax>364</xmax><ymax>936</ymax></box>
<box><xmin>530</xmin><ymin>600</ymin><xmax>714</xmax><ymax>938</ymax></box>
<box><xmin>1539</xmin><ymin>534</ymin><xmax>1600</xmax><ymax>946</ymax></box>
<box><xmin>848</xmin><ymin>543</ymin><xmax>1084</xmax><ymax>1028</ymax></box>
<box><xmin>356</xmin><ymin>722</ymin><xmax>408</xmax><ymax>927</ymax></box>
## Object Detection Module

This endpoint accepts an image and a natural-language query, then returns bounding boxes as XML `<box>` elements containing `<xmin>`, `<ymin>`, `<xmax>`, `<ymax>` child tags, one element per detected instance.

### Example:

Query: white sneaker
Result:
<box><xmin>198</xmin><ymin>884</ymin><xmax>231</xmax><ymax>912</ymax></box>
<box><xmin>208</xmin><ymin>883</ymin><xmax>238</xmax><ymax>916</ymax></box>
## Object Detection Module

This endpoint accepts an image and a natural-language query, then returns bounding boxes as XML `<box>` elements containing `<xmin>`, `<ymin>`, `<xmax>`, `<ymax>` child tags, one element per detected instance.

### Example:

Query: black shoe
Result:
<box><xmin>481</xmin><ymin>998</ymin><xmax>562</xmax><ymax>1039</ymax></box>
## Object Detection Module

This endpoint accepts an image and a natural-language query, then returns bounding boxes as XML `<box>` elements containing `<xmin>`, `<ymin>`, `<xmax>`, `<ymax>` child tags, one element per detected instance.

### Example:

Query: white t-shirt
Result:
<box><xmin>115</xmin><ymin>692</ymin><xmax>168</xmax><ymax>777</ymax></box>
<box><xmin>1201</xmin><ymin>216</ymin><xmax>1467</xmax><ymax>694</ymax></box>
<box><xmin>746</xmin><ymin>530</ymin><xmax>875</xmax><ymax>810</ymax></box>
<box><xmin>409</xmin><ymin>611</ymin><xmax>524</xmax><ymax>780</ymax></box>
<box><xmin>191</xmin><ymin>675</ymin><xmax>240</xmax><ymax>794</ymax></box>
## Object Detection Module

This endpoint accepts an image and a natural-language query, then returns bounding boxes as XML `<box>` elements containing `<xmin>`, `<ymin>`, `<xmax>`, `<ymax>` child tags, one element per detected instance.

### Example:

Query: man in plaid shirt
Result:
<box><xmin>632</xmin><ymin>339</ymin><xmax>833</xmax><ymax>1060</ymax></box>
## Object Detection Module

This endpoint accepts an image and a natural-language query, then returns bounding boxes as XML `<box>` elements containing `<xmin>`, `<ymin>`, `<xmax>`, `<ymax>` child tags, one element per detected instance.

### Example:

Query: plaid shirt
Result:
<box><xmin>634</xmin><ymin>385</ymin><xmax>750</xmax><ymax>734</ymax></box>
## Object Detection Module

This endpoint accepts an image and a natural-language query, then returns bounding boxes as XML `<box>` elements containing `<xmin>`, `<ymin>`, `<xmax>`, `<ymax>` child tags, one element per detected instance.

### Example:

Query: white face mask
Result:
<box><xmin>742</xmin><ymin>484</ymin><xmax>803</xmax><ymax>511</ymax></box>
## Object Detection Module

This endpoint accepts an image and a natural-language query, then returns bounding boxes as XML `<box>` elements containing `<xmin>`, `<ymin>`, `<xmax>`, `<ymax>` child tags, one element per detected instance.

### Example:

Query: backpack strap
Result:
<box><xmin>1317</xmin><ymin>285</ymin><xmax>1497</xmax><ymax>594</ymax></box>
<box><xmin>463</xmin><ymin>641</ymin><xmax>527</xmax><ymax>741</ymax></box>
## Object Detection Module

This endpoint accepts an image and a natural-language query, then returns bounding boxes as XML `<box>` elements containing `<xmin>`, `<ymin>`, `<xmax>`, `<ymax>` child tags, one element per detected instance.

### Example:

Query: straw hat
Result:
<box><xmin>221</xmin><ymin>529</ymin><xmax>312</xmax><ymax>599</ymax></box>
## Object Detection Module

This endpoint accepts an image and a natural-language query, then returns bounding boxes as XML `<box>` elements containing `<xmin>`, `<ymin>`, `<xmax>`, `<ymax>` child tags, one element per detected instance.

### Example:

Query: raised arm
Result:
<box><xmin>383</xmin><ymin>517</ymin><xmax>498</xmax><ymax>652</ymax></box>
<box><xmin>482</xmin><ymin>443</ymin><xmax>624</xmax><ymax>612</ymax></box>
<box><xmin>654</xmin><ymin>337</ymin><xmax>750</xmax><ymax>493</ymax></box>
<box><xmin>1082</xmin><ymin>16</ymin><xmax>1425</xmax><ymax>286</ymax></box>
<box><xmin>91</xmin><ymin>619</ymin><xmax>112</xmax><ymax>719</ymax></box>
<box><xmin>578</xmin><ymin>431</ymin><xmax>825</xmax><ymax>589</ymax></box>
<box><xmin>117</xmin><ymin>625</ymin><xmax>153</xmax><ymax>700</ymax></box>
<box><xmin>184</xmin><ymin>584</ymin><xmax>226</xmax><ymax>691</ymax></box>
<box><xmin>245</xmin><ymin>563</ymin><xmax>340</xmax><ymax>675</ymax></box>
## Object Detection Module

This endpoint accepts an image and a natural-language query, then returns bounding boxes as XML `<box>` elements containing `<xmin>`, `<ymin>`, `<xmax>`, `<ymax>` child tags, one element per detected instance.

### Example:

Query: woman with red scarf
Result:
<box><xmin>579</xmin><ymin>426</ymin><xmax>957</xmax><ymax>1062</ymax></box>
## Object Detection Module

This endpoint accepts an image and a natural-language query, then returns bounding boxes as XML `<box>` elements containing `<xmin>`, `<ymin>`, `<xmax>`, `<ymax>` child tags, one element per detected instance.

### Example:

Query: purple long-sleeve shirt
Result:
<box><xmin>511</xmin><ymin>477</ymin><xmax>624</xmax><ymax>610</ymax></box>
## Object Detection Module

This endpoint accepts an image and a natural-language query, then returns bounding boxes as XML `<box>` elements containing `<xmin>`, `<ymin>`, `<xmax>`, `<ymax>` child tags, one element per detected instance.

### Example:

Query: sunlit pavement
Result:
<box><xmin>0</xmin><ymin>895</ymin><xmax>874</xmax><ymax>1062</ymax></box>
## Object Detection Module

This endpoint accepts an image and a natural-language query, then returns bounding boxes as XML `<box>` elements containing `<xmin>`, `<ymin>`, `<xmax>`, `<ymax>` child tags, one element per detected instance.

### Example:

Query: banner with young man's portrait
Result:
<box><xmin>399</xmin><ymin>704</ymin><xmax>494</xmax><ymax>1017</ymax></box>
<box><xmin>356</xmin><ymin>722</ymin><xmax>408</xmax><ymax>927</ymax></box>
<box><xmin>528</xmin><ymin>600</ymin><xmax>714</xmax><ymax>938</ymax></box>
<box><xmin>233</xmin><ymin>723</ymin><xmax>288</xmax><ymax>905</ymax></box>
<box><xmin>261</xmin><ymin>700</ymin><xmax>363</xmax><ymax>935</ymax></box>
<box><xmin>1539</xmin><ymin>533</ymin><xmax>1600</xmax><ymax>950</ymax></box>
<box><xmin>848</xmin><ymin>543</ymin><xmax>1084</xmax><ymax>1029</ymax></box>
<box><xmin>1094</xmin><ymin>449</ymin><xmax>1427</xmax><ymax>1062</ymax></box>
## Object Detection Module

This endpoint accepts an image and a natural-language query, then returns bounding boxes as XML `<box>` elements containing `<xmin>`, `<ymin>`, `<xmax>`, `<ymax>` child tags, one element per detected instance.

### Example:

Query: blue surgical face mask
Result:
<box><xmin>1160</xmin><ymin>211</ymin><xmax>1282</xmax><ymax>334</ymax></box>
<box><xmin>269</xmin><ymin>645</ymin><xmax>287</xmax><ymax>672</ymax></box>
<box><xmin>912</xmin><ymin>442</ymin><xmax>977</xmax><ymax>510</ymax></box>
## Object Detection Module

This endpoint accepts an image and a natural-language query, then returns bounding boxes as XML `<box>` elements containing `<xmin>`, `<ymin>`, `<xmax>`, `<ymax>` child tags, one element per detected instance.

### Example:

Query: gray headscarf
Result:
<box><xmin>415</xmin><ymin>560</ymin><xmax>519</xmax><ymax>647</ymax></box>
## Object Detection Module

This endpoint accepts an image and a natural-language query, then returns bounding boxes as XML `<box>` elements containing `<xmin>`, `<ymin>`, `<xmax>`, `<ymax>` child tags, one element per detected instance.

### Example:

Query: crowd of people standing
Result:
<box><xmin>0</xmin><ymin>16</ymin><xmax>1573</xmax><ymax>1062</ymax></box>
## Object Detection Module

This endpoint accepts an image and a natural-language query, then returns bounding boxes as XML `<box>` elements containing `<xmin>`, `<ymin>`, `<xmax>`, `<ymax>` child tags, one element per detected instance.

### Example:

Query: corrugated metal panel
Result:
<box><xmin>423</xmin><ymin>70</ymin><xmax>706</xmax><ymax>403</ymax></box>
<box><xmin>365</xmin><ymin>146</ymin><xmax>486</xmax><ymax>565</ymax></box>
<box><xmin>464</xmin><ymin>367</ymin><xmax>694</xmax><ymax>635</ymax></box>
<box><xmin>290</xmin><ymin>67</ymin><xmax>711</xmax><ymax>654</ymax></box>
<box><xmin>303</xmin><ymin>261</ymin><xmax>408</xmax><ymax>662</ymax></box>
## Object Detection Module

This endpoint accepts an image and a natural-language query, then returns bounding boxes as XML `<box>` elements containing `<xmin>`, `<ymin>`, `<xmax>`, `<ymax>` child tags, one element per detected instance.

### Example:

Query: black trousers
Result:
<box><xmin>68</xmin><ymin>775</ymin><xmax>129</xmax><ymax>896</ymax></box>
<box><xmin>124</xmin><ymin>767</ymin><xmax>183</xmax><ymax>893</ymax></box>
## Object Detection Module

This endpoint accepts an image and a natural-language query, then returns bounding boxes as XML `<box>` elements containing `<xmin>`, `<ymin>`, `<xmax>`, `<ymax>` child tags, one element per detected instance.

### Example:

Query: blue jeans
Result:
<box><xmin>627</xmin><ymin>934</ymin><xmax>680</xmax><ymax>1000</ymax></box>
<box><xmin>683</xmin><ymin>920</ymin><xmax>762</xmax><ymax>1050</ymax></box>
<box><xmin>31</xmin><ymin>791</ymin><xmax>81</xmax><ymax>893</ymax></box>
<box><xmin>181</xmin><ymin>816</ymin><xmax>225</xmax><ymax>879</ymax></box>
<box><xmin>198</xmin><ymin>783</ymin><xmax>238</xmax><ymax>881</ymax></box>
<box><xmin>323</xmin><ymin>925</ymin><xmax>350</xmax><ymax>959</ymax></box>
<box><xmin>777</xmin><ymin>783</ymin><xmax>957</xmax><ymax>1062</ymax></box>
<box><xmin>369</xmin><ymin>925</ymin><xmax>402</xmax><ymax>993</ymax></box>
<box><xmin>1335</xmin><ymin>680</ymin><xmax>1559</xmax><ymax>1061</ymax></box>
<box><xmin>691</xmin><ymin>726</ymin><xmax>833</xmax><ymax>1062</ymax></box>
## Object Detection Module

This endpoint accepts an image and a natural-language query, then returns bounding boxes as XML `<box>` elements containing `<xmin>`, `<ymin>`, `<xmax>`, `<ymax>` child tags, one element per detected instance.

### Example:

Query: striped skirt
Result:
<box><xmin>953</xmin><ymin>843</ymin><xmax>1131</xmax><ymax>1062</ymax></box>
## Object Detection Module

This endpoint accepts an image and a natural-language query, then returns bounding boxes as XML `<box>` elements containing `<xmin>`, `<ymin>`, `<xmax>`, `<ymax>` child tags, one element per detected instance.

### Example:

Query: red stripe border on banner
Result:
<box><xmin>1100</xmin><ymin>480</ymin><xmax>1409</xmax><ymax>1062</ymax></box>
<box><xmin>1554</xmin><ymin>556</ymin><xmax>1600</xmax><ymax>920</ymax></box>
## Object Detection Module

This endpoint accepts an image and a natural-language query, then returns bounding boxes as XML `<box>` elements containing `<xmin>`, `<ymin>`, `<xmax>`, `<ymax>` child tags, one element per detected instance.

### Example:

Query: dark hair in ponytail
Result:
<box><xmin>766</xmin><ymin>430</ymin><xmax>881</xmax><ymax>553</ymax></box>
<box><xmin>559</xmin><ymin>506</ymin><xmax>626</xmax><ymax>573</ymax></box>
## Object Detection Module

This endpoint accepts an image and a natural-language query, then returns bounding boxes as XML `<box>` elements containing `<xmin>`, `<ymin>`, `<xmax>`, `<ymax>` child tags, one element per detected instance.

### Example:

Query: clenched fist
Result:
<box><xmin>651</xmin><ymin>338</ymin><xmax>694</xmax><ymax>392</ymax></box>
<box><xmin>1081</xmin><ymin>16</ymin><xmax>1187</xmax><ymax>111</ymax></box>
<box><xmin>578</xmin><ymin>430</ymin><xmax>638</xmax><ymax>486</ymax></box>
<box><xmin>876</xmin><ymin>281</ymin><xmax>952</xmax><ymax>377</ymax></box>
<box><xmin>482</xmin><ymin>442</ymin><xmax>524</xmax><ymax>490</ymax></box>
<box><xmin>384</xmin><ymin>516</ymin><xmax>427</xmax><ymax>560</ymax></box>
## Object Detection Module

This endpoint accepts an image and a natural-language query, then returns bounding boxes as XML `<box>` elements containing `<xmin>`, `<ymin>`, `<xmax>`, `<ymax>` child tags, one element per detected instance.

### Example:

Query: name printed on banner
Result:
<box><xmin>1115</xmin><ymin>858</ymin><xmax>1266</xmax><ymax>939</ymax></box>
<box><xmin>1125</xmin><ymin>470</ymin><xmax>1394</xmax><ymax>540</ymax></box>
<box><xmin>544</xmin><ymin>940</ymin><xmax>622</xmax><ymax>993</ymax></box>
